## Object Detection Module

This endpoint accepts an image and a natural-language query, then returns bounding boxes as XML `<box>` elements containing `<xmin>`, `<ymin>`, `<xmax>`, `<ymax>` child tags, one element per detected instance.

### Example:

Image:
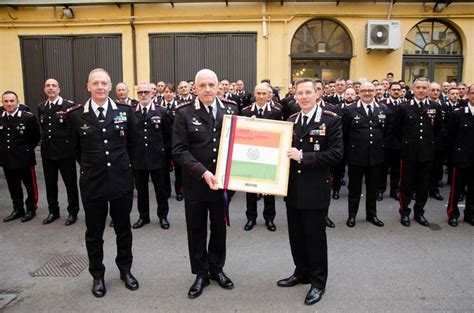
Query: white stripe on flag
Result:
<box><xmin>232</xmin><ymin>143</ymin><xmax>279</xmax><ymax>165</ymax></box>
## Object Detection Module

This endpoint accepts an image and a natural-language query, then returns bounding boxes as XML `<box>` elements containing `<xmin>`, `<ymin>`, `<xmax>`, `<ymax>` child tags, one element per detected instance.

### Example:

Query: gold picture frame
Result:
<box><xmin>215</xmin><ymin>115</ymin><xmax>294</xmax><ymax>196</ymax></box>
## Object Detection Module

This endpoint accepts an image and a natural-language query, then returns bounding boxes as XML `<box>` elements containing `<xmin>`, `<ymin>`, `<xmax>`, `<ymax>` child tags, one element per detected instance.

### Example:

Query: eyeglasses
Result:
<box><xmin>360</xmin><ymin>89</ymin><xmax>375</xmax><ymax>93</ymax></box>
<box><xmin>137</xmin><ymin>91</ymin><xmax>151</xmax><ymax>96</ymax></box>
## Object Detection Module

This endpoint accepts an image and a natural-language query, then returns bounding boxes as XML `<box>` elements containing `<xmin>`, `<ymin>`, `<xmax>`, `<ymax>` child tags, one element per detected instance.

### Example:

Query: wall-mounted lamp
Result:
<box><xmin>433</xmin><ymin>1</ymin><xmax>448</xmax><ymax>13</ymax></box>
<box><xmin>63</xmin><ymin>7</ymin><xmax>74</xmax><ymax>19</ymax></box>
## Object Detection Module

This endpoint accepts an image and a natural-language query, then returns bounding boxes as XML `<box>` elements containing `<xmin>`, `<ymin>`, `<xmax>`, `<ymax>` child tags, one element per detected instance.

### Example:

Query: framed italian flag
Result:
<box><xmin>215</xmin><ymin>115</ymin><xmax>294</xmax><ymax>196</ymax></box>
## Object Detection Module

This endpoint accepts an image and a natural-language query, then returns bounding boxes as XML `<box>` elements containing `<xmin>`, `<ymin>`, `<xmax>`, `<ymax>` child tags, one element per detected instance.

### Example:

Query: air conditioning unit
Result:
<box><xmin>365</xmin><ymin>20</ymin><xmax>401</xmax><ymax>51</ymax></box>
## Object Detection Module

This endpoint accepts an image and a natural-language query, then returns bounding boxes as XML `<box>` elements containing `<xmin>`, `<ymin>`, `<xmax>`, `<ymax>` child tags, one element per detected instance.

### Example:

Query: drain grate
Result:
<box><xmin>0</xmin><ymin>293</ymin><xmax>17</xmax><ymax>309</ymax></box>
<box><xmin>31</xmin><ymin>255</ymin><xmax>89</xmax><ymax>278</ymax></box>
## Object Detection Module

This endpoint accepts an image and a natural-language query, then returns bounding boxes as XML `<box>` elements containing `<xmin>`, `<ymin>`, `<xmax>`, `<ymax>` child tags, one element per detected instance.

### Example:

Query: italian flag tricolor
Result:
<box><xmin>229</xmin><ymin>128</ymin><xmax>280</xmax><ymax>181</ymax></box>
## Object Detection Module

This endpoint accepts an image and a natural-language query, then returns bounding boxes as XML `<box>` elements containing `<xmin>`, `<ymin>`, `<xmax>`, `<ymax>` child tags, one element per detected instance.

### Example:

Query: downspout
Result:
<box><xmin>387</xmin><ymin>0</ymin><xmax>394</xmax><ymax>20</ymax></box>
<box><xmin>130</xmin><ymin>3</ymin><xmax>137</xmax><ymax>86</ymax></box>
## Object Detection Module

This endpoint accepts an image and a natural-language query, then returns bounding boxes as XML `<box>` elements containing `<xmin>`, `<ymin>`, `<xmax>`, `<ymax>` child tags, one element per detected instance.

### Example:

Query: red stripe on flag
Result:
<box><xmin>224</xmin><ymin>115</ymin><xmax>238</xmax><ymax>190</ymax></box>
<box><xmin>233</xmin><ymin>128</ymin><xmax>280</xmax><ymax>148</ymax></box>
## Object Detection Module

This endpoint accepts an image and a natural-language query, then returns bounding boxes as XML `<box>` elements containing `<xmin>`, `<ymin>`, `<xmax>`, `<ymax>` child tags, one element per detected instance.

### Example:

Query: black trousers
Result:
<box><xmin>399</xmin><ymin>160</ymin><xmax>432</xmax><ymax>217</ymax></box>
<box><xmin>447</xmin><ymin>166</ymin><xmax>473</xmax><ymax>220</ymax></box>
<box><xmin>331</xmin><ymin>160</ymin><xmax>346</xmax><ymax>192</ymax></box>
<box><xmin>42</xmin><ymin>157</ymin><xmax>79</xmax><ymax>215</ymax></box>
<box><xmin>184</xmin><ymin>198</ymin><xmax>226</xmax><ymax>276</ymax></box>
<box><xmin>134</xmin><ymin>169</ymin><xmax>169</xmax><ymax>219</ymax></box>
<box><xmin>348</xmin><ymin>164</ymin><xmax>381</xmax><ymax>218</ymax></box>
<box><xmin>174</xmin><ymin>162</ymin><xmax>183</xmax><ymax>196</ymax></box>
<box><xmin>286</xmin><ymin>205</ymin><xmax>327</xmax><ymax>289</ymax></box>
<box><xmin>378</xmin><ymin>148</ymin><xmax>400</xmax><ymax>194</ymax></box>
<box><xmin>245</xmin><ymin>193</ymin><xmax>275</xmax><ymax>222</ymax></box>
<box><xmin>429</xmin><ymin>149</ymin><xmax>445</xmax><ymax>193</ymax></box>
<box><xmin>3</xmin><ymin>166</ymin><xmax>38</xmax><ymax>213</ymax></box>
<box><xmin>82</xmin><ymin>192</ymin><xmax>133</xmax><ymax>279</ymax></box>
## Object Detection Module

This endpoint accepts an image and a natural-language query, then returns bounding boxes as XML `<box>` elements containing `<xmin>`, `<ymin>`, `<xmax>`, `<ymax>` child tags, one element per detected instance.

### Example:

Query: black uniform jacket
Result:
<box><xmin>132</xmin><ymin>102</ymin><xmax>171</xmax><ymax>171</ymax></box>
<box><xmin>447</xmin><ymin>106</ymin><xmax>474</xmax><ymax>168</ymax></box>
<box><xmin>342</xmin><ymin>100</ymin><xmax>386</xmax><ymax>166</ymax></box>
<box><xmin>172</xmin><ymin>98</ymin><xmax>238</xmax><ymax>201</ymax></box>
<box><xmin>240</xmin><ymin>102</ymin><xmax>283</xmax><ymax>120</ymax></box>
<box><xmin>37</xmin><ymin>97</ymin><xmax>77</xmax><ymax>160</ymax></box>
<box><xmin>393</xmin><ymin>98</ymin><xmax>442</xmax><ymax>162</ymax></box>
<box><xmin>285</xmin><ymin>105</ymin><xmax>343</xmax><ymax>210</ymax></box>
<box><xmin>378</xmin><ymin>97</ymin><xmax>401</xmax><ymax>150</ymax></box>
<box><xmin>67</xmin><ymin>98</ymin><xmax>137</xmax><ymax>200</ymax></box>
<box><xmin>0</xmin><ymin>109</ymin><xmax>41</xmax><ymax>169</ymax></box>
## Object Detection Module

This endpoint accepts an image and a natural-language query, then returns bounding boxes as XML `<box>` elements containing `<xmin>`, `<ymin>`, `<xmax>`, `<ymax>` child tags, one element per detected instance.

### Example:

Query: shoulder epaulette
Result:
<box><xmin>288</xmin><ymin>112</ymin><xmax>299</xmax><ymax>119</ymax></box>
<box><xmin>175</xmin><ymin>101</ymin><xmax>193</xmax><ymax>110</ymax></box>
<box><xmin>222</xmin><ymin>99</ymin><xmax>238</xmax><ymax>106</ymax></box>
<box><xmin>323</xmin><ymin>110</ymin><xmax>338</xmax><ymax>117</ymax></box>
<box><xmin>22</xmin><ymin>110</ymin><xmax>33</xmax><ymax>115</ymax></box>
<box><xmin>242</xmin><ymin>106</ymin><xmax>251</xmax><ymax>111</ymax></box>
<box><xmin>61</xmin><ymin>103</ymin><xmax>83</xmax><ymax>115</ymax></box>
<box><xmin>272</xmin><ymin>106</ymin><xmax>282</xmax><ymax>111</ymax></box>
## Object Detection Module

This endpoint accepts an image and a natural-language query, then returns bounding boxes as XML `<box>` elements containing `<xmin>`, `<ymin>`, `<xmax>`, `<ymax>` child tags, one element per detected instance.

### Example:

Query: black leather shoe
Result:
<box><xmin>304</xmin><ymin>287</ymin><xmax>325</xmax><ymax>305</ymax></box>
<box><xmin>42</xmin><ymin>213</ymin><xmax>60</xmax><ymax>225</ymax></box>
<box><xmin>414</xmin><ymin>215</ymin><xmax>429</xmax><ymax>226</ymax></box>
<box><xmin>332</xmin><ymin>191</ymin><xmax>340</xmax><ymax>200</ymax></box>
<box><xmin>244</xmin><ymin>220</ymin><xmax>256</xmax><ymax>231</ymax></box>
<box><xmin>325</xmin><ymin>216</ymin><xmax>335</xmax><ymax>228</ymax></box>
<box><xmin>340</xmin><ymin>179</ymin><xmax>346</xmax><ymax>186</ymax></box>
<box><xmin>120</xmin><ymin>272</ymin><xmax>139</xmax><ymax>291</ymax></box>
<box><xmin>21</xmin><ymin>211</ymin><xmax>36</xmax><ymax>222</ymax></box>
<box><xmin>448</xmin><ymin>217</ymin><xmax>458</xmax><ymax>227</ymax></box>
<box><xmin>65</xmin><ymin>214</ymin><xmax>77</xmax><ymax>226</ymax></box>
<box><xmin>3</xmin><ymin>210</ymin><xmax>24</xmax><ymax>222</ymax></box>
<box><xmin>176</xmin><ymin>193</ymin><xmax>184</xmax><ymax>201</ymax></box>
<box><xmin>346</xmin><ymin>217</ymin><xmax>355</xmax><ymax>227</ymax></box>
<box><xmin>390</xmin><ymin>191</ymin><xmax>400</xmax><ymax>201</ymax></box>
<box><xmin>265</xmin><ymin>220</ymin><xmax>276</xmax><ymax>231</ymax></box>
<box><xmin>210</xmin><ymin>272</ymin><xmax>234</xmax><ymax>289</ymax></box>
<box><xmin>376</xmin><ymin>192</ymin><xmax>383</xmax><ymax>201</ymax></box>
<box><xmin>109</xmin><ymin>220</ymin><xmax>114</xmax><ymax>227</ymax></box>
<box><xmin>132</xmin><ymin>217</ymin><xmax>150</xmax><ymax>229</ymax></box>
<box><xmin>277</xmin><ymin>275</ymin><xmax>310</xmax><ymax>287</ymax></box>
<box><xmin>463</xmin><ymin>217</ymin><xmax>474</xmax><ymax>226</ymax></box>
<box><xmin>429</xmin><ymin>191</ymin><xmax>444</xmax><ymax>201</ymax></box>
<box><xmin>188</xmin><ymin>275</ymin><xmax>210</xmax><ymax>299</ymax></box>
<box><xmin>160</xmin><ymin>218</ymin><xmax>170</xmax><ymax>230</ymax></box>
<box><xmin>92</xmin><ymin>278</ymin><xmax>106</xmax><ymax>298</ymax></box>
<box><xmin>366</xmin><ymin>216</ymin><xmax>384</xmax><ymax>227</ymax></box>
<box><xmin>400</xmin><ymin>215</ymin><xmax>410</xmax><ymax>227</ymax></box>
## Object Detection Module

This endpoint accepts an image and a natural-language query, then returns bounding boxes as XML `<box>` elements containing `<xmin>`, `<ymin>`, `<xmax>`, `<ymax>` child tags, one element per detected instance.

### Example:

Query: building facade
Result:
<box><xmin>1</xmin><ymin>1</ymin><xmax>473</xmax><ymax>109</ymax></box>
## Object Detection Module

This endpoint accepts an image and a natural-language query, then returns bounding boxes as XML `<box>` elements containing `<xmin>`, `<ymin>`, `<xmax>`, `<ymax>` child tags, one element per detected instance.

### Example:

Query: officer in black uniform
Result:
<box><xmin>131</xmin><ymin>82</ymin><xmax>172</xmax><ymax>230</ymax></box>
<box><xmin>446</xmin><ymin>85</ymin><xmax>474</xmax><ymax>227</ymax></box>
<box><xmin>38</xmin><ymin>79</ymin><xmax>80</xmax><ymax>226</ymax></box>
<box><xmin>1</xmin><ymin>91</ymin><xmax>41</xmax><ymax>223</ymax></box>
<box><xmin>342</xmin><ymin>82</ymin><xmax>385</xmax><ymax>227</ymax></box>
<box><xmin>278</xmin><ymin>78</ymin><xmax>343</xmax><ymax>306</ymax></box>
<box><xmin>173</xmin><ymin>69</ymin><xmax>238</xmax><ymax>299</ymax></box>
<box><xmin>161</xmin><ymin>84</ymin><xmax>183</xmax><ymax>201</ymax></box>
<box><xmin>240</xmin><ymin>83</ymin><xmax>283</xmax><ymax>232</ymax></box>
<box><xmin>393</xmin><ymin>77</ymin><xmax>442</xmax><ymax>227</ymax></box>
<box><xmin>115</xmin><ymin>82</ymin><xmax>139</xmax><ymax>107</ymax></box>
<box><xmin>67</xmin><ymin>68</ymin><xmax>139</xmax><ymax>298</ymax></box>
<box><xmin>377</xmin><ymin>82</ymin><xmax>403</xmax><ymax>201</ymax></box>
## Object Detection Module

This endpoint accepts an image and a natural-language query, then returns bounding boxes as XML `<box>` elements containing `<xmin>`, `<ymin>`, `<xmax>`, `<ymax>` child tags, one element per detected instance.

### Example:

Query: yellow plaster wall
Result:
<box><xmin>1</xmin><ymin>2</ymin><xmax>473</xmax><ymax>99</ymax></box>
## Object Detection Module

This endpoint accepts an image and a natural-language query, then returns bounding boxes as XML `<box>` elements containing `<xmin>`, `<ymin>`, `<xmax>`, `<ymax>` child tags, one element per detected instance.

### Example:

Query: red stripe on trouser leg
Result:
<box><xmin>398</xmin><ymin>160</ymin><xmax>403</xmax><ymax>214</ymax></box>
<box><xmin>447</xmin><ymin>167</ymin><xmax>457</xmax><ymax>218</ymax></box>
<box><xmin>30</xmin><ymin>166</ymin><xmax>39</xmax><ymax>212</ymax></box>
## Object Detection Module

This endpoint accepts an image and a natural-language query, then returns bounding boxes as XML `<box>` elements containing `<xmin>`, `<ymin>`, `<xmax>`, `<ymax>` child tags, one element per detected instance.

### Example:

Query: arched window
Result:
<box><xmin>290</xmin><ymin>18</ymin><xmax>352</xmax><ymax>82</ymax></box>
<box><xmin>403</xmin><ymin>19</ymin><xmax>463</xmax><ymax>84</ymax></box>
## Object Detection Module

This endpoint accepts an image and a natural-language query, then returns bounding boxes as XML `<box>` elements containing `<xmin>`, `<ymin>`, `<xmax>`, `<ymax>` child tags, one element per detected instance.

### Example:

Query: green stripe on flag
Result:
<box><xmin>230</xmin><ymin>160</ymin><xmax>277</xmax><ymax>181</ymax></box>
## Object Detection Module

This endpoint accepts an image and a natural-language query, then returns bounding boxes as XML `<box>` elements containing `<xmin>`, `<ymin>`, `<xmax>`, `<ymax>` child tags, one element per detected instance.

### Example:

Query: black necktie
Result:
<box><xmin>258</xmin><ymin>108</ymin><xmax>263</xmax><ymax>118</ymax></box>
<box><xmin>302</xmin><ymin>115</ymin><xmax>308</xmax><ymax>129</ymax></box>
<box><xmin>142</xmin><ymin>107</ymin><xmax>147</xmax><ymax>118</ymax></box>
<box><xmin>208</xmin><ymin>106</ymin><xmax>215</xmax><ymax>125</ymax></box>
<box><xmin>49</xmin><ymin>101</ymin><xmax>54</xmax><ymax>110</ymax></box>
<box><xmin>97</xmin><ymin>107</ymin><xmax>105</xmax><ymax>122</ymax></box>
<box><xmin>367</xmin><ymin>105</ymin><xmax>373</xmax><ymax>118</ymax></box>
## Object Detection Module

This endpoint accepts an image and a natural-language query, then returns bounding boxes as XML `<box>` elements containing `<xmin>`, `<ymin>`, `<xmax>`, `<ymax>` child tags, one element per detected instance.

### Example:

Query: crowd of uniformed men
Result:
<box><xmin>1</xmin><ymin>68</ymin><xmax>473</xmax><ymax>305</ymax></box>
